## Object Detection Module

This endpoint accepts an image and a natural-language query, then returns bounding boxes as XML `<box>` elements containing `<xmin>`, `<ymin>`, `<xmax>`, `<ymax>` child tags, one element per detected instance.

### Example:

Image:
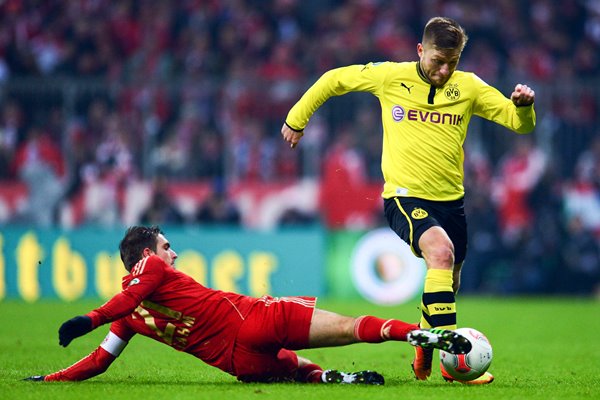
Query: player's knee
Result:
<box><xmin>419</xmin><ymin>228</ymin><xmax>455</xmax><ymax>268</ymax></box>
<box><xmin>423</xmin><ymin>244</ymin><xmax>455</xmax><ymax>269</ymax></box>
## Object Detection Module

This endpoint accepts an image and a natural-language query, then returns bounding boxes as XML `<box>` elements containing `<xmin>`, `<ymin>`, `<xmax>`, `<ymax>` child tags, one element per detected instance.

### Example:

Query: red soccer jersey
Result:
<box><xmin>88</xmin><ymin>255</ymin><xmax>259</xmax><ymax>374</ymax></box>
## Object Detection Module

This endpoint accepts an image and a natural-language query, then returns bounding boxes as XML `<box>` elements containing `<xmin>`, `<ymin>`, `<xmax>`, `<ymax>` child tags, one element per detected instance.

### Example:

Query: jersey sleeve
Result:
<box><xmin>107</xmin><ymin>318</ymin><xmax>137</xmax><ymax>344</ymax></box>
<box><xmin>471</xmin><ymin>74</ymin><xmax>536</xmax><ymax>134</ymax></box>
<box><xmin>285</xmin><ymin>62</ymin><xmax>389</xmax><ymax>130</ymax></box>
<box><xmin>44</xmin><ymin>324</ymin><xmax>132</xmax><ymax>382</ymax></box>
<box><xmin>44</xmin><ymin>346</ymin><xmax>116</xmax><ymax>381</ymax></box>
<box><xmin>87</xmin><ymin>256</ymin><xmax>166</xmax><ymax>327</ymax></box>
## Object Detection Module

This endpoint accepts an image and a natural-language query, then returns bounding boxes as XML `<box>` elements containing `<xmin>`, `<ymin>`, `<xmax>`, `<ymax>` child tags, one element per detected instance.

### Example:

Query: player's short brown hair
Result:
<box><xmin>119</xmin><ymin>225</ymin><xmax>162</xmax><ymax>271</ymax></box>
<box><xmin>422</xmin><ymin>17</ymin><xmax>468</xmax><ymax>52</ymax></box>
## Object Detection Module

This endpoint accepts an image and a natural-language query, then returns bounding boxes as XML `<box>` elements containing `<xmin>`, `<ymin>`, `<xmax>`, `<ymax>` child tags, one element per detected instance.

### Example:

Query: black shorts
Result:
<box><xmin>384</xmin><ymin>197</ymin><xmax>467</xmax><ymax>264</ymax></box>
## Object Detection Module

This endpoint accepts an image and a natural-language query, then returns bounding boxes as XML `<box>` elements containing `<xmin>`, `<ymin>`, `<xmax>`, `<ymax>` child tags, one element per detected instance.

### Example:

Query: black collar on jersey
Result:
<box><xmin>416</xmin><ymin>62</ymin><xmax>437</xmax><ymax>105</ymax></box>
<box><xmin>416</xmin><ymin>61</ymin><xmax>429</xmax><ymax>84</ymax></box>
<box><xmin>427</xmin><ymin>86</ymin><xmax>436</xmax><ymax>105</ymax></box>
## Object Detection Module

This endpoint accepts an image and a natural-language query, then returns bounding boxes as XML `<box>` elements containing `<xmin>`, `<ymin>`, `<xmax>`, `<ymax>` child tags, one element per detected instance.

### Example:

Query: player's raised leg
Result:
<box><xmin>414</xmin><ymin>227</ymin><xmax>458</xmax><ymax>380</ymax></box>
<box><xmin>306</xmin><ymin>308</ymin><xmax>472</xmax><ymax>385</ymax></box>
<box><xmin>444</xmin><ymin>263</ymin><xmax>494</xmax><ymax>385</ymax></box>
<box><xmin>307</xmin><ymin>309</ymin><xmax>419</xmax><ymax>347</ymax></box>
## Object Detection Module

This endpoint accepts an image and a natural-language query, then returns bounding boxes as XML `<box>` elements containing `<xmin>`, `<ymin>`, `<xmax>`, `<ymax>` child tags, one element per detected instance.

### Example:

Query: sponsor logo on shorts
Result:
<box><xmin>411</xmin><ymin>207</ymin><xmax>428</xmax><ymax>219</ymax></box>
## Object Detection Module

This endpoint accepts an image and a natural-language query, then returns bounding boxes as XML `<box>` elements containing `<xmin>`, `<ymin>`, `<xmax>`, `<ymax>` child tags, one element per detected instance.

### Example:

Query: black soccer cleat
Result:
<box><xmin>23</xmin><ymin>375</ymin><xmax>46</xmax><ymax>382</ymax></box>
<box><xmin>407</xmin><ymin>328</ymin><xmax>472</xmax><ymax>354</ymax></box>
<box><xmin>322</xmin><ymin>369</ymin><xmax>385</xmax><ymax>385</ymax></box>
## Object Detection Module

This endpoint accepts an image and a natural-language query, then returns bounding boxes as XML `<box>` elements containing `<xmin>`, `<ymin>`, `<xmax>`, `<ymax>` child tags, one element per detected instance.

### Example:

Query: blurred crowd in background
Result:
<box><xmin>0</xmin><ymin>0</ymin><xmax>599</xmax><ymax>295</ymax></box>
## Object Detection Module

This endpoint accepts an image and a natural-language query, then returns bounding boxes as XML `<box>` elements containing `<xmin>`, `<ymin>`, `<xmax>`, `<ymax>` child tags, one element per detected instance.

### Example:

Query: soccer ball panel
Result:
<box><xmin>439</xmin><ymin>327</ymin><xmax>493</xmax><ymax>381</ymax></box>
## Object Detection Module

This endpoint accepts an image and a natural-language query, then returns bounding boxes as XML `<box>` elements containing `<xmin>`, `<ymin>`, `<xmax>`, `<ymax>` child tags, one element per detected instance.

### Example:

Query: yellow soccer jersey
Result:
<box><xmin>285</xmin><ymin>61</ymin><xmax>536</xmax><ymax>201</ymax></box>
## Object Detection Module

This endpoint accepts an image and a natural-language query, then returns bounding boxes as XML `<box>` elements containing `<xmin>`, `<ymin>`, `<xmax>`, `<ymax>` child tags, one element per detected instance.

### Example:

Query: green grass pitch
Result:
<box><xmin>1</xmin><ymin>297</ymin><xmax>599</xmax><ymax>400</ymax></box>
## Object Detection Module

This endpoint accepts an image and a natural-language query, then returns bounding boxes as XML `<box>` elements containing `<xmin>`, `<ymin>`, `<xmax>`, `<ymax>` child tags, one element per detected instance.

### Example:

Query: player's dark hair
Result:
<box><xmin>422</xmin><ymin>17</ymin><xmax>468</xmax><ymax>51</ymax></box>
<box><xmin>119</xmin><ymin>225</ymin><xmax>162</xmax><ymax>271</ymax></box>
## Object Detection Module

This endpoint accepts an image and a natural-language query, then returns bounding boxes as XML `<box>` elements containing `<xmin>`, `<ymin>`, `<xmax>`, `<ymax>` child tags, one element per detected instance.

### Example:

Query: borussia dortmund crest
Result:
<box><xmin>445</xmin><ymin>84</ymin><xmax>460</xmax><ymax>101</ymax></box>
<box><xmin>411</xmin><ymin>207</ymin><xmax>428</xmax><ymax>220</ymax></box>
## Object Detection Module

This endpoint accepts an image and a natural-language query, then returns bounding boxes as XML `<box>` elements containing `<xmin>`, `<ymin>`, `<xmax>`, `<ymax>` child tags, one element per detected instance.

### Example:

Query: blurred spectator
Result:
<box><xmin>504</xmin><ymin>225</ymin><xmax>551</xmax><ymax>294</ymax></box>
<box><xmin>230</xmin><ymin>118</ymin><xmax>277</xmax><ymax>182</ymax></box>
<box><xmin>575</xmin><ymin>134</ymin><xmax>600</xmax><ymax>186</ymax></box>
<box><xmin>352</xmin><ymin>107</ymin><xmax>383</xmax><ymax>180</ymax></box>
<box><xmin>564</xmin><ymin>135</ymin><xmax>600</xmax><ymax>237</ymax></box>
<box><xmin>463</xmin><ymin>188</ymin><xmax>503</xmax><ymax>293</ymax></box>
<box><xmin>190</xmin><ymin>129</ymin><xmax>224</xmax><ymax>178</ymax></box>
<box><xmin>563</xmin><ymin>175</ymin><xmax>600</xmax><ymax>238</ymax></box>
<box><xmin>75</xmin><ymin>108</ymin><xmax>137</xmax><ymax>226</ymax></box>
<box><xmin>94</xmin><ymin>114</ymin><xmax>136</xmax><ymax>183</ymax></box>
<box><xmin>561</xmin><ymin>215</ymin><xmax>600</xmax><ymax>295</ymax></box>
<box><xmin>278</xmin><ymin>207</ymin><xmax>318</xmax><ymax>226</ymax></box>
<box><xmin>258</xmin><ymin>42</ymin><xmax>303</xmax><ymax>119</ymax></box>
<box><xmin>151</xmin><ymin>128</ymin><xmax>191</xmax><ymax>178</ymax></box>
<box><xmin>196</xmin><ymin>181</ymin><xmax>241</xmax><ymax>225</ymax></box>
<box><xmin>12</xmin><ymin>125</ymin><xmax>65</xmax><ymax>226</ymax></box>
<box><xmin>140</xmin><ymin>176</ymin><xmax>184</xmax><ymax>225</ymax></box>
<box><xmin>0</xmin><ymin>100</ymin><xmax>25</xmax><ymax>179</ymax></box>
<box><xmin>493</xmin><ymin>136</ymin><xmax>547</xmax><ymax>243</ymax></box>
<box><xmin>319</xmin><ymin>128</ymin><xmax>375</xmax><ymax>229</ymax></box>
<box><xmin>511</xmin><ymin>165</ymin><xmax>565</xmax><ymax>293</ymax></box>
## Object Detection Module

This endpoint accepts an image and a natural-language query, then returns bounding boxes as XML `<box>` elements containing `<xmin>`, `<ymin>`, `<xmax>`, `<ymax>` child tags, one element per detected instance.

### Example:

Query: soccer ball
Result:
<box><xmin>439</xmin><ymin>327</ymin><xmax>493</xmax><ymax>381</ymax></box>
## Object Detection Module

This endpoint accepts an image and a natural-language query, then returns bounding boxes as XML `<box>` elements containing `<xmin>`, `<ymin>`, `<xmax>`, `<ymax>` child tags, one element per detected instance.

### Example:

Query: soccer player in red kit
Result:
<box><xmin>25</xmin><ymin>226</ymin><xmax>471</xmax><ymax>384</ymax></box>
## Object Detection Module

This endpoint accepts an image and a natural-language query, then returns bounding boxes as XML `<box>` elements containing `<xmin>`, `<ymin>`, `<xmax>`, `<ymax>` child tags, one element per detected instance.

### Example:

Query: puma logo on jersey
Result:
<box><xmin>411</xmin><ymin>208</ymin><xmax>428</xmax><ymax>219</ymax></box>
<box><xmin>401</xmin><ymin>82</ymin><xmax>414</xmax><ymax>94</ymax></box>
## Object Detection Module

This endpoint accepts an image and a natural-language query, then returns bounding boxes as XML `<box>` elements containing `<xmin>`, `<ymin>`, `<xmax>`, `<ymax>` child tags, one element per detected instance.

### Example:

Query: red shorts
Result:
<box><xmin>232</xmin><ymin>295</ymin><xmax>317</xmax><ymax>382</ymax></box>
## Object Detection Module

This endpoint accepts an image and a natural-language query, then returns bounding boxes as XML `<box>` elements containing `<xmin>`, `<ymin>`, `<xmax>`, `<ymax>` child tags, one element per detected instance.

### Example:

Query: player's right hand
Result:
<box><xmin>281</xmin><ymin>123</ymin><xmax>304</xmax><ymax>149</ymax></box>
<box><xmin>59</xmin><ymin>315</ymin><xmax>93</xmax><ymax>347</ymax></box>
<box><xmin>23</xmin><ymin>375</ymin><xmax>46</xmax><ymax>382</ymax></box>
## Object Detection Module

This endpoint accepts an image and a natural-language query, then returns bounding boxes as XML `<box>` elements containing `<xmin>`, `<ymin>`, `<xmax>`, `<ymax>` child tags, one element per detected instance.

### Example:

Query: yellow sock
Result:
<box><xmin>419</xmin><ymin>269</ymin><xmax>456</xmax><ymax>330</ymax></box>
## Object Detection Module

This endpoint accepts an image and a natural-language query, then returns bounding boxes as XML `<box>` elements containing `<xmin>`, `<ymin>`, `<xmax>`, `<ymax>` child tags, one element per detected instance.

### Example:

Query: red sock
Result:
<box><xmin>296</xmin><ymin>363</ymin><xmax>323</xmax><ymax>383</ymax></box>
<box><xmin>354</xmin><ymin>316</ymin><xmax>418</xmax><ymax>343</ymax></box>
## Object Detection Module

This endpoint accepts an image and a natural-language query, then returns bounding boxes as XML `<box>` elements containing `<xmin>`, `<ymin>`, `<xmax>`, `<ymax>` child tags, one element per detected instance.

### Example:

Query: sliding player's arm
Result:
<box><xmin>26</xmin><ymin>320</ymin><xmax>134</xmax><ymax>382</ymax></box>
<box><xmin>59</xmin><ymin>256</ymin><xmax>166</xmax><ymax>347</ymax></box>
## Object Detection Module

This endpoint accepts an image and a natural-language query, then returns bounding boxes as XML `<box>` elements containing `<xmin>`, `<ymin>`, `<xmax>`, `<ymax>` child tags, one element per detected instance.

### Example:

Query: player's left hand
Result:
<box><xmin>59</xmin><ymin>315</ymin><xmax>93</xmax><ymax>347</ymax></box>
<box><xmin>511</xmin><ymin>84</ymin><xmax>535</xmax><ymax>106</ymax></box>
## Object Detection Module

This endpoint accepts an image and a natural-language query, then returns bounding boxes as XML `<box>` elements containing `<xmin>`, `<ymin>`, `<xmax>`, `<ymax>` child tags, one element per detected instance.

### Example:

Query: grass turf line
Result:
<box><xmin>1</xmin><ymin>297</ymin><xmax>599</xmax><ymax>400</ymax></box>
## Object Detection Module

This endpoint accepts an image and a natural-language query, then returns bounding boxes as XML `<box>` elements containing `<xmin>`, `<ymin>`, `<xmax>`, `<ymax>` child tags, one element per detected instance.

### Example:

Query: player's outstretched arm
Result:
<box><xmin>510</xmin><ymin>84</ymin><xmax>535</xmax><ymax>106</ymax></box>
<box><xmin>23</xmin><ymin>346</ymin><xmax>118</xmax><ymax>382</ymax></box>
<box><xmin>59</xmin><ymin>315</ymin><xmax>93</xmax><ymax>347</ymax></box>
<box><xmin>24</xmin><ymin>330</ymin><xmax>128</xmax><ymax>382</ymax></box>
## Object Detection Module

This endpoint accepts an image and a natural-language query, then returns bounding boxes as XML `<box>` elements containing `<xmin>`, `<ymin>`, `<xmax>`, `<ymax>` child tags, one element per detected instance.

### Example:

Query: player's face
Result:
<box><xmin>154</xmin><ymin>234</ymin><xmax>178</xmax><ymax>268</ymax></box>
<box><xmin>417</xmin><ymin>43</ymin><xmax>461</xmax><ymax>88</ymax></box>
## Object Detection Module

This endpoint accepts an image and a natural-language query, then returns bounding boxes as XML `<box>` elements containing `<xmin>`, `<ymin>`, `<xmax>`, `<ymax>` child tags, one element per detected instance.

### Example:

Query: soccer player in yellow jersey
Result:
<box><xmin>281</xmin><ymin>17</ymin><xmax>536</xmax><ymax>385</ymax></box>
